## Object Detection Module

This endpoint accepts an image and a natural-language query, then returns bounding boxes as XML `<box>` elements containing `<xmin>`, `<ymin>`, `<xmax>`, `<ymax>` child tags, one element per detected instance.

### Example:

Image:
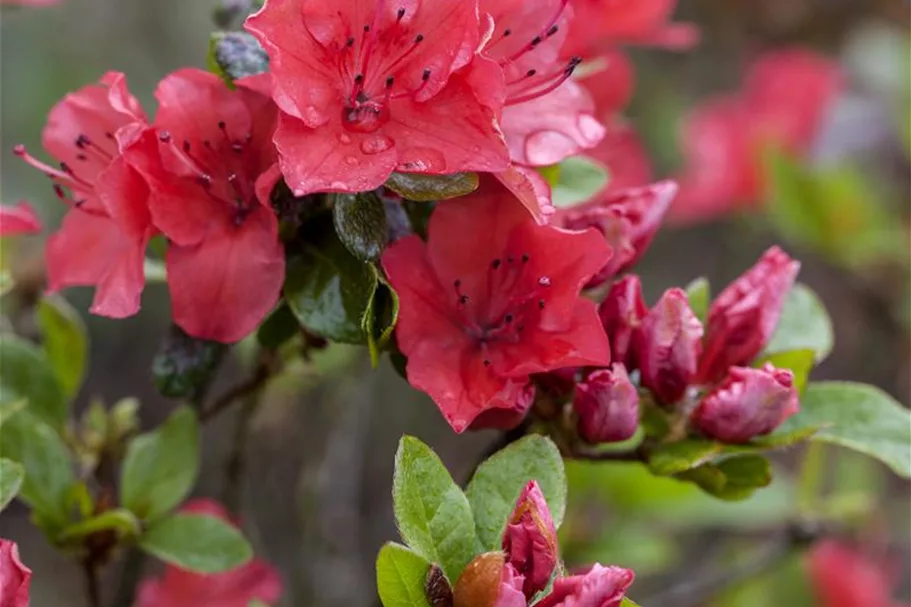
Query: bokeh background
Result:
<box><xmin>1</xmin><ymin>0</ymin><xmax>909</xmax><ymax>605</ymax></box>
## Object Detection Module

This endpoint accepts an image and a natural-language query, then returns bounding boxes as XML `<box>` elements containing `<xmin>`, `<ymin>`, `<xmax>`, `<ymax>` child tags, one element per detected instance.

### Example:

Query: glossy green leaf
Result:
<box><xmin>685</xmin><ymin>277</ymin><xmax>711</xmax><ymax>323</ymax></box>
<box><xmin>754</xmin><ymin>349</ymin><xmax>815</xmax><ymax>393</ymax></box>
<box><xmin>332</xmin><ymin>191</ymin><xmax>388</xmax><ymax>262</ymax></box>
<box><xmin>364</xmin><ymin>276</ymin><xmax>399</xmax><ymax>367</ymax></box>
<box><xmin>0</xmin><ymin>336</ymin><xmax>66</xmax><ymax>431</ymax></box>
<box><xmin>209</xmin><ymin>31</ymin><xmax>268</xmax><ymax>85</ymax></box>
<box><xmin>551</xmin><ymin>156</ymin><xmax>608</xmax><ymax>208</ymax></box>
<box><xmin>120</xmin><ymin>407</ymin><xmax>200</xmax><ymax>521</ymax></box>
<box><xmin>466</xmin><ymin>435</ymin><xmax>567</xmax><ymax>550</ymax></box>
<box><xmin>57</xmin><ymin>508</ymin><xmax>141</xmax><ymax>543</ymax></box>
<box><xmin>764</xmin><ymin>283</ymin><xmax>834</xmax><ymax>362</ymax></box>
<box><xmin>139</xmin><ymin>512</ymin><xmax>252</xmax><ymax>574</ymax></box>
<box><xmin>37</xmin><ymin>295</ymin><xmax>88</xmax><ymax>400</ymax></box>
<box><xmin>393</xmin><ymin>436</ymin><xmax>476</xmax><ymax>581</ymax></box>
<box><xmin>0</xmin><ymin>458</ymin><xmax>24</xmax><ymax>512</ymax></box>
<box><xmin>678</xmin><ymin>455</ymin><xmax>773</xmax><ymax>501</ymax></box>
<box><xmin>256</xmin><ymin>303</ymin><xmax>300</xmax><ymax>350</ymax></box>
<box><xmin>152</xmin><ymin>325</ymin><xmax>226</xmax><ymax>399</ymax></box>
<box><xmin>375</xmin><ymin>542</ymin><xmax>433</xmax><ymax>607</ymax></box>
<box><xmin>0</xmin><ymin>412</ymin><xmax>75</xmax><ymax>528</ymax></box>
<box><xmin>284</xmin><ymin>230</ymin><xmax>379</xmax><ymax>344</ymax></box>
<box><xmin>385</xmin><ymin>172</ymin><xmax>479</xmax><ymax>202</ymax></box>
<box><xmin>775</xmin><ymin>381</ymin><xmax>911</xmax><ymax>477</ymax></box>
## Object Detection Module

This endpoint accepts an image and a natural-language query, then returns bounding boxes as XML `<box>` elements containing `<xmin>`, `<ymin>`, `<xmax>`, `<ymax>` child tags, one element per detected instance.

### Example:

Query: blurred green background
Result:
<box><xmin>1</xmin><ymin>0</ymin><xmax>909</xmax><ymax>606</ymax></box>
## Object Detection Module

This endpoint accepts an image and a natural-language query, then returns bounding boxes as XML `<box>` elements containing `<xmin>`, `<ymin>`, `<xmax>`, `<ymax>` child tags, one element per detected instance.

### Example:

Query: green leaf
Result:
<box><xmin>37</xmin><ymin>295</ymin><xmax>88</xmax><ymax>401</ymax></box>
<box><xmin>685</xmin><ymin>277</ymin><xmax>711</xmax><ymax>324</ymax></box>
<box><xmin>0</xmin><ymin>412</ymin><xmax>75</xmax><ymax>528</ymax></box>
<box><xmin>678</xmin><ymin>455</ymin><xmax>773</xmax><ymax>501</ymax></box>
<box><xmin>120</xmin><ymin>407</ymin><xmax>200</xmax><ymax>521</ymax></box>
<box><xmin>385</xmin><ymin>172</ymin><xmax>479</xmax><ymax>202</ymax></box>
<box><xmin>209</xmin><ymin>31</ymin><xmax>268</xmax><ymax>85</ymax></box>
<box><xmin>284</xmin><ymin>227</ymin><xmax>379</xmax><ymax>344</ymax></box>
<box><xmin>0</xmin><ymin>336</ymin><xmax>67</xmax><ymax>431</ymax></box>
<box><xmin>466</xmin><ymin>435</ymin><xmax>567</xmax><ymax>550</ymax></box>
<box><xmin>363</xmin><ymin>276</ymin><xmax>399</xmax><ymax>367</ymax></box>
<box><xmin>775</xmin><ymin>381</ymin><xmax>911</xmax><ymax>478</ymax></box>
<box><xmin>375</xmin><ymin>542</ymin><xmax>433</xmax><ymax>607</ymax></box>
<box><xmin>754</xmin><ymin>349</ymin><xmax>815</xmax><ymax>393</ymax></box>
<box><xmin>392</xmin><ymin>436</ymin><xmax>476</xmax><ymax>581</ymax></box>
<box><xmin>256</xmin><ymin>303</ymin><xmax>300</xmax><ymax>350</ymax></box>
<box><xmin>0</xmin><ymin>399</ymin><xmax>25</xmax><ymax>428</ymax></box>
<box><xmin>621</xmin><ymin>599</ymin><xmax>642</xmax><ymax>607</ymax></box>
<box><xmin>57</xmin><ymin>508</ymin><xmax>141</xmax><ymax>543</ymax></box>
<box><xmin>332</xmin><ymin>192</ymin><xmax>388</xmax><ymax>262</ymax></box>
<box><xmin>139</xmin><ymin>512</ymin><xmax>252</xmax><ymax>574</ymax></box>
<box><xmin>0</xmin><ymin>458</ymin><xmax>24</xmax><ymax>512</ymax></box>
<box><xmin>764</xmin><ymin>283</ymin><xmax>834</xmax><ymax>363</ymax></box>
<box><xmin>551</xmin><ymin>156</ymin><xmax>608</xmax><ymax>208</ymax></box>
<box><xmin>152</xmin><ymin>325</ymin><xmax>226</xmax><ymax>399</ymax></box>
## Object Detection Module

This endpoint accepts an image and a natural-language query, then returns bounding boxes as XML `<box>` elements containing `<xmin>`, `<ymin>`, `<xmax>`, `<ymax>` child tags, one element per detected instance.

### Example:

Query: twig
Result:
<box><xmin>221</xmin><ymin>392</ymin><xmax>261</xmax><ymax>512</ymax></box>
<box><xmin>111</xmin><ymin>547</ymin><xmax>146</xmax><ymax>607</ymax></box>
<box><xmin>83</xmin><ymin>560</ymin><xmax>101</xmax><ymax>607</ymax></box>
<box><xmin>199</xmin><ymin>354</ymin><xmax>273</xmax><ymax>423</ymax></box>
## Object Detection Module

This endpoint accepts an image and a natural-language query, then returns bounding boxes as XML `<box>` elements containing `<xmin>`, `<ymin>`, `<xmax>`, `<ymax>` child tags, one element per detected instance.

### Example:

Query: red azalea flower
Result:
<box><xmin>382</xmin><ymin>175</ymin><xmax>611</xmax><ymax>432</ymax></box>
<box><xmin>15</xmin><ymin>72</ymin><xmax>154</xmax><ymax>318</ymax></box>
<box><xmin>807</xmin><ymin>540</ymin><xmax>910</xmax><ymax>607</ymax></box>
<box><xmin>245</xmin><ymin>0</ymin><xmax>509</xmax><ymax>196</ymax></box>
<box><xmin>0</xmin><ymin>539</ymin><xmax>31</xmax><ymax>607</ymax></box>
<box><xmin>579</xmin><ymin>49</ymin><xmax>635</xmax><ymax>117</ymax></box>
<box><xmin>137</xmin><ymin>500</ymin><xmax>282</xmax><ymax>607</ymax></box>
<box><xmin>478</xmin><ymin>0</ymin><xmax>605</xmax><ymax>166</ymax></box>
<box><xmin>672</xmin><ymin>48</ymin><xmax>843</xmax><ymax>223</ymax></box>
<box><xmin>0</xmin><ymin>202</ymin><xmax>42</xmax><ymax>236</ymax></box>
<box><xmin>536</xmin><ymin>563</ymin><xmax>635</xmax><ymax>607</ymax></box>
<box><xmin>126</xmin><ymin>69</ymin><xmax>284</xmax><ymax>343</ymax></box>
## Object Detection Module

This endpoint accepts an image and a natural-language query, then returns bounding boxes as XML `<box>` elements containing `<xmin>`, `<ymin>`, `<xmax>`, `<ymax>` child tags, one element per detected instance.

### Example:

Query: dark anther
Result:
<box><xmin>483</xmin><ymin>359</ymin><xmax>491</xmax><ymax>367</ymax></box>
<box><xmin>346</xmin><ymin>37</ymin><xmax>355</xmax><ymax>47</ymax></box>
<box><xmin>538</xmin><ymin>299</ymin><xmax>545</xmax><ymax>309</ymax></box>
<box><xmin>204</xmin><ymin>140</ymin><xmax>213</xmax><ymax>149</ymax></box>
<box><xmin>75</xmin><ymin>134</ymin><xmax>90</xmax><ymax>149</ymax></box>
<box><xmin>386</xmin><ymin>76</ymin><xmax>395</xmax><ymax>88</ymax></box>
<box><xmin>502</xmin><ymin>28</ymin><xmax>511</xmax><ymax>36</ymax></box>
<box><xmin>521</xmin><ymin>254</ymin><xmax>530</xmax><ymax>263</ymax></box>
<box><xmin>76</xmin><ymin>153</ymin><xmax>88</xmax><ymax>161</ymax></box>
<box><xmin>526</xmin><ymin>69</ymin><xmax>537</xmax><ymax>77</ymax></box>
<box><xmin>354</xmin><ymin>73</ymin><xmax>364</xmax><ymax>84</ymax></box>
<box><xmin>53</xmin><ymin>184</ymin><xmax>65</xmax><ymax>198</ymax></box>
<box><xmin>422</xmin><ymin>69</ymin><xmax>431</xmax><ymax>81</ymax></box>
<box><xmin>491</xmin><ymin>258</ymin><xmax>502</xmax><ymax>269</ymax></box>
<box><xmin>59</xmin><ymin>162</ymin><xmax>72</xmax><ymax>174</ymax></box>
<box><xmin>158</xmin><ymin>130</ymin><xmax>172</xmax><ymax>142</ymax></box>
<box><xmin>363</xmin><ymin>24</ymin><xmax>370</xmax><ymax>32</ymax></box>
<box><xmin>104</xmin><ymin>132</ymin><xmax>115</xmax><ymax>140</ymax></box>
<box><xmin>396</xmin><ymin>7</ymin><xmax>406</xmax><ymax>21</ymax></box>
<box><xmin>504</xmin><ymin>314</ymin><xmax>514</xmax><ymax>324</ymax></box>
<box><xmin>531</xmin><ymin>36</ymin><xmax>542</xmax><ymax>46</ymax></box>
<box><xmin>356</xmin><ymin>91</ymin><xmax>370</xmax><ymax>103</ymax></box>
<box><xmin>459</xmin><ymin>295</ymin><xmax>469</xmax><ymax>305</ymax></box>
<box><xmin>183</xmin><ymin>140</ymin><xmax>191</xmax><ymax>152</ymax></box>
<box><xmin>217</xmin><ymin>120</ymin><xmax>227</xmax><ymax>130</ymax></box>
<box><xmin>415</xmin><ymin>34</ymin><xmax>424</xmax><ymax>43</ymax></box>
<box><xmin>454</xmin><ymin>279</ymin><xmax>462</xmax><ymax>288</ymax></box>
<box><xmin>546</xmin><ymin>25</ymin><xmax>559</xmax><ymax>36</ymax></box>
<box><xmin>232</xmin><ymin>142</ymin><xmax>244</xmax><ymax>153</ymax></box>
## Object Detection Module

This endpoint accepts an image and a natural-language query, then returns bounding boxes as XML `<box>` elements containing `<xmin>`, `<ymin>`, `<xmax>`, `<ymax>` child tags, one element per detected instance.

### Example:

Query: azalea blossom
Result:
<box><xmin>673</xmin><ymin>48</ymin><xmax>843</xmax><ymax>223</ymax></box>
<box><xmin>0</xmin><ymin>202</ymin><xmax>42</xmax><ymax>236</ymax></box>
<box><xmin>125</xmin><ymin>68</ymin><xmax>284</xmax><ymax>343</ymax></box>
<box><xmin>15</xmin><ymin>72</ymin><xmax>154</xmax><ymax>318</ymax></box>
<box><xmin>0</xmin><ymin>539</ymin><xmax>31</xmax><ymax>607</ymax></box>
<box><xmin>245</xmin><ymin>0</ymin><xmax>509</xmax><ymax>196</ymax></box>
<box><xmin>536</xmin><ymin>563</ymin><xmax>635</xmax><ymax>607</ymax></box>
<box><xmin>382</xmin><ymin>176</ymin><xmax>611</xmax><ymax>432</ymax></box>
<box><xmin>137</xmin><ymin>500</ymin><xmax>282</xmax><ymax>607</ymax></box>
<box><xmin>807</xmin><ymin>540</ymin><xmax>911</xmax><ymax>607</ymax></box>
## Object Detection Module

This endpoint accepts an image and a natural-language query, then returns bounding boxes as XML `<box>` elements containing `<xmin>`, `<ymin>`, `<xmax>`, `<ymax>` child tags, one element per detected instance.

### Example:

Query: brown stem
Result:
<box><xmin>83</xmin><ymin>559</ymin><xmax>102</xmax><ymax>607</ymax></box>
<box><xmin>199</xmin><ymin>352</ymin><xmax>274</xmax><ymax>423</ymax></box>
<box><xmin>111</xmin><ymin>547</ymin><xmax>146</xmax><ymax>607</ymax></box>
<box><xmin>221</xmin><ymin>392</ymin><xmax>261</xmax><ymax>512</ymax></box>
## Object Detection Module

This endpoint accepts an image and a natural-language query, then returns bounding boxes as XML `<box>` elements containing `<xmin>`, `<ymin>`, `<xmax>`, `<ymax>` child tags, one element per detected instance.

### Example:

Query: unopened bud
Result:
<box><xmin>453</xmin><ymin>553</ymin><xmax>525</xmax><ymax>607</ymax></box>
<box><xmin>503</xmin><ymin>481</ymin><xmax>558</xmax><ymax>598</ymax></box>
<box><xmin>535</xmin><ymin>563</ymin><xmax>634</xmax><ymax>607</ymax></box>
<box><xmin>573</xmin><ymin>364</ymin><xmax>639</xmax><ymax>443</ymax></box>
<box><xmin>598</xmin><ymin>275</ymin><xmax>647</xmax><ymax>368</ymax></box>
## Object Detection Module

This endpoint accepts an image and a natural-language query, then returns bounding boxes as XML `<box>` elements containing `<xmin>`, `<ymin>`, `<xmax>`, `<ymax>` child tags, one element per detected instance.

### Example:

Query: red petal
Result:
<box><xmin>494</xmin><ymin>165</ymin><xmax>555</xmax><ymax>224</ymax></box>
<box><xmin>166</xmin><ymin>205</ymin><xmax>283</xmax><ymax>343</ymax></box>
<box><xmin>0</xmin><ymin>201</ymin><xmax>42</xmax><ymax>236</ymax></box>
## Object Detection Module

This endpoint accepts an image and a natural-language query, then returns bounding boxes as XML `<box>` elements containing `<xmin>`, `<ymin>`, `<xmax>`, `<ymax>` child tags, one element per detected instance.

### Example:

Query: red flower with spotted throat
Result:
<box><xmin>382</xmin><ymin>176</ymin><xmax>611</xmax><ymax>432</ymax></box>
<box><xmin>245</xmin><ymin>0</ymin><xmax>509</xmax><ymax>196</ymax></box>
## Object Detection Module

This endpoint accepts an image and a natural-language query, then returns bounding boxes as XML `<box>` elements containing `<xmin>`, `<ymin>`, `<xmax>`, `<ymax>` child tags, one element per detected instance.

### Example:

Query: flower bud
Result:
<box><xmin>561</xmin><ymin>181</ymin><xmax>677</xmax><ymax>286</ymax></box>
<box><xmin>0</xmin><ymin>539</ymin><xmax>31</xmax><ymax>607</ymax></box>
<box><xmin>453</xmin><ymin>553</ymin><xmax>526</xmax><ymax>607</ymax></box>
<box><xmin>635</xmin><ymin>288</ymin><xmax>704</xmax><ymax>404</ymax></box>
<box><xmin>697</xmin><ymin>246</ymin><xmax>800</xmax><ymax>383</ymax></box>
<box><xmin>691</xmin><ymin>363</ymin><xmax>799</xmax><ymax>443</ymax></box>
<box><xmin>573</xmin><ymin>364</ymin><xmax>639</xmax><ymax>444</ymax></box>
<box><xmin>535</xmin><ymin>564</ymin><xmax>634</xmax><ymax>607</ymax></box>
<box><xmin>598</xmin><ymin>275</ymin><xmax>648</xmax><ymax>368</ymax></box>
<box><xmin>502</xmin><ymin>481</ymin><xmax>558</xmax><ymax>598</ymax></box>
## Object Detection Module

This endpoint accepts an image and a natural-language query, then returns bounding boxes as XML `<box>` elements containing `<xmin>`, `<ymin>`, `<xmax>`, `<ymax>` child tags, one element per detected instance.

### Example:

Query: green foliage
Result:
<box><xmin>776</xmin><ymin>381</ymin><xmax>911</xmax><ymax>477</ymax></box>
<box><xmin>466</xmin><ymin>435</ymin><xmax>567</xmax><ymax>550</ymax></box>
<box><xmin>0</xmin><ymin>336</ymin><xmax>67</xmax><ymax>431</ymax></box>
<box><xmin>57</xmin><ymin>509</ymin><xmax>141</xmax><ymax>543</ymax></box>
<box><xmin>364</xmin><ymin>276</ymin><xmax>399</xmax><ymax>367</ymax></box>
<box><xmin>256</xmin><ymin>303</ymin><xmax>300</xmax><ymax>350</ymax></box>
<box><xmin>392</xmin><ymin>436</ymin><xmax>476</xmax><ymax>582</ymax></box>
<box><xmin>37</xmin><ymin>295</ymin><xmax>88</xmax><ymax>400</ymax></box>
<box><xmin>120</xmin><ymin>407</ymin><xmax>200</xmax><ymax>521</ymax></box>
<box><xmin>0</xmin><ymin>412</ymin><xmax>75</xmax><ymax>530</ymax></box>
<box><xmin>332</xmin><ymin>191</ymin><xmax>388</xmax><ymax>262</ymax></box>
<box><xmin>139</xmin><ymin>512</ymin><xmax>253</xmax><ymax>574</ymax></box>
<box><xmin>152</xmin><ymin>325</ymin><xmax>226</xmax><ymax>399</ymax></box>
<box><xmin>0</xmin><ymin>458</ymin><xmax>24</xmax><ymax>512</ymax></box>
<box><xmin>754</xmin><ymin>349</ymin><xmax>815</xmax><ymax>393</ymax></box>
<box><xmin>764</xmin><ymin>283</ymin><xmax>834</xmax><ymax>362</ymax></box>
<box><xmin>677</xmin><ymin>455</ymin><xmax>773</xmax><ymax>501</ymax></box>
<box><xmin>685</xmin><ymin>277</ymin><xmax>711</xmax><ymax>323</ymax></box>
<box><xmin>384</xmin><ymin>172</ymin><xmax>479</xmax><ymax>202</ymax></box>
<box><xmin>551</xmin><ymin>156</ymin><xmax>609</xmax><ymax>208</ymax></box>
<box><xmin>375</xmin><ymin>542</ymin><xmax>433</xmax><ymax>607</ymax></box>
<box><xmin>208</xmin><ymin>31</ymin><xmax>268</xmax><ymax>86</ymax></box>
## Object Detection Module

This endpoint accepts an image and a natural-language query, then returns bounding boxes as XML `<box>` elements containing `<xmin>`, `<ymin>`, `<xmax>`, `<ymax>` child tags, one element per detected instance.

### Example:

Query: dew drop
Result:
<box><xmin>345</xmin><ymin>155</ymin><xmax>360</xmax><ymax>166</ymax></box>
<box><xmin>338</xmin><ymin>133</ymin><xmax>353</xmax><ymax>145</ymax></box>
<box><xmin>360</xmin><ymin>136</ymin><xmax>394</xmax><ymax>155</ymax></box>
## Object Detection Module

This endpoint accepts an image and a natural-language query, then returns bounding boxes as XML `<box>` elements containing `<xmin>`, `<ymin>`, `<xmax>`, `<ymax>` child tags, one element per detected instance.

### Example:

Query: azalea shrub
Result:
<box><xmin>0</xmin><ymin>1</ymin><xmax>909</xmax><ymax>607</ymax></box>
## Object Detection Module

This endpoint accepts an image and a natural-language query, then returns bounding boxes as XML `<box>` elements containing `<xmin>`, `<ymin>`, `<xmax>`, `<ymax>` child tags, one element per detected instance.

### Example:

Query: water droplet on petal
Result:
<box><xmin>397</xmin><ymin>147</ymin><xmax>446</xmax><ymax>172</ymax></box>
<box><xmin>345</xmin><ymin>155</ymin><xmax>360</xmax><ymax>166</ymax></box>
<box><xmin>338</xmin><ymin>133</ymin><xmax>352</xmax><ymax>145</ymax></box>
<box><xmin>360</xmin><ymin>136</ymin><xmax>394</xmax><ymax>155</ymax></box>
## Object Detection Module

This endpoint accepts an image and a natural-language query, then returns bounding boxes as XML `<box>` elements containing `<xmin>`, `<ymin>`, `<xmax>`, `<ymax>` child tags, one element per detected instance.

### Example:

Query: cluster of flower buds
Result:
<box><xmin>453</xmin><ymin>481</ymin><xmax>634</xmax><ymax>607</ymax></box>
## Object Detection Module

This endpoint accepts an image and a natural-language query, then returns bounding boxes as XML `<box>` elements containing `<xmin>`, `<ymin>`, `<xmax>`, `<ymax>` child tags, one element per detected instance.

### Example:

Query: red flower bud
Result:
<box><xmin>502</xmin><ymin>481</ymin><xmax>558</xmax><ymax>598</ymax></box>
<box><xmin>0</xmin><ymin>539</ymin><xmax>31</xmax><ymax>607</ymax></box>
<box><xmin>535</xmin><ymin>564</ymin><xmax>635</xmax><ymax>607</ymax></box>
<box><xmin>691</xmin><ymin>363</ymin><xmax>799</xmax><ymax>443</ymax></box>
<box><xmin>598</xmin><ymin>275</ymin><xmax>648</xmax><ymax>368</ymax></box>
<box><xmin>573</xmin><ymin>364</ymin><xmax>639</xmax><ymax>443</ymax></box>
<box><xmin>454</xmin><ymin>553</ymin><xmax>526</xmax><ymax>607</ymax></box>
<box><xmin>635</xmin><ymin>288</ymin><xmax>704</xmax><ymax>404</ymax></box>
<box><xmin>697</xmin><ymin>246</ymin><xmax>800</xmax><ymax>383</ymax></box>
<box><xmin>561</xmin><ymin>181</ymin><xmax>677</xmax><ymax>287</ymax></box>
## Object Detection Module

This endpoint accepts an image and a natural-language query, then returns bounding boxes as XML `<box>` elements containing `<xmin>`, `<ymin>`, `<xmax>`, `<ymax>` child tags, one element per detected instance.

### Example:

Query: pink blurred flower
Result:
<box><xmin>0</xmin><ymin>202</ymin><xmax>41</xmax><ymax>236</ymax></box>
<box><xmin>536</xmin><ymin>563</ymin><xmax>635</xmax><ymax>607</ymax></box>
<box><xmin>807</xmin><ymin>540</ymin><xmax>910</xmax><ymax>607</ymax></box>
<box><xmin>0</xmin><ymin>538</ymin><xmax>31</xmax><ymax>607</ymax></box>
